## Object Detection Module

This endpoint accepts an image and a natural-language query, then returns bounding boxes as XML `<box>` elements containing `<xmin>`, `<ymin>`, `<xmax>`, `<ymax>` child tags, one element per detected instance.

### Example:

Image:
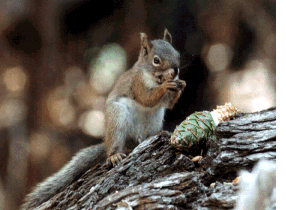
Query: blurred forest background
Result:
<box><xmin>0</xmin><ymin>0</ymin><xmax>275</xmax><ymax>209</ymax></box>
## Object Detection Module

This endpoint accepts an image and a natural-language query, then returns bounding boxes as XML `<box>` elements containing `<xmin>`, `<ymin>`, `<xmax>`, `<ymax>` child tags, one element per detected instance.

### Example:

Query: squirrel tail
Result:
<box><xmin>21</xmin><ymin>143</ymin><xmax>107</xmax><ymax>209</ymax></box>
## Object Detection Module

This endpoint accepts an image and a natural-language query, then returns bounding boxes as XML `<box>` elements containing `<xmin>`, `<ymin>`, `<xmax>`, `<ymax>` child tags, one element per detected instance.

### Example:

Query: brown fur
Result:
<box><xmin>105</xmin><ymin>29</ymin><xmax>186</xmax><ymax>165</ymax></box>
<box><xmin>21</xmin><ymin>29</ymin><xmax>186</xmax><ymax>209</ymax></box>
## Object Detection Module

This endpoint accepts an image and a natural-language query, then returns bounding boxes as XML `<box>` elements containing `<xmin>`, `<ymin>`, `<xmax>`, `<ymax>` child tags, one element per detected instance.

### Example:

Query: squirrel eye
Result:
<box><xmin>153</xmin><ymin>56</ymin><xmax>161</xmax><ymax>66</ymax></box>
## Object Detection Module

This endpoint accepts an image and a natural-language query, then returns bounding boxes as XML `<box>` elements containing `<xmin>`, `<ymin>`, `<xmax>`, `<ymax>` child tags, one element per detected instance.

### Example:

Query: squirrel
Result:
<box><xmin>21</xmin><ymin>28</ymin><xmax>186</xmax><ymax>209</ymax></box>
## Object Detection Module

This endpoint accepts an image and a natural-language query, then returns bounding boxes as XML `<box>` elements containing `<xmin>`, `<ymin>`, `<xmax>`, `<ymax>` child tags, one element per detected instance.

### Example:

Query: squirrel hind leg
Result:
<box><xmin>106</xmin><ymin>153</ymin><xmax>127</xmax><ymax>168</ymax></box>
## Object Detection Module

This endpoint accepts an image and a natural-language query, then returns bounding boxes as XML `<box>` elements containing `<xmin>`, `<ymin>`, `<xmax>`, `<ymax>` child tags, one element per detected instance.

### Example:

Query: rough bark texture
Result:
<box><xmin>36</xmin><ymin>107</ymin><xmax>276</xmax><ymax>210</ymax></box>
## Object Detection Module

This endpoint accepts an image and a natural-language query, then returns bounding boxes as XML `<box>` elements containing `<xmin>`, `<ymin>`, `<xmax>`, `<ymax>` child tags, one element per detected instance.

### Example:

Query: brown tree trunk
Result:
<box><xmin>36</xmin><ymin>107</ymin><xmax>276</xmax><ymax>210</ymax></box>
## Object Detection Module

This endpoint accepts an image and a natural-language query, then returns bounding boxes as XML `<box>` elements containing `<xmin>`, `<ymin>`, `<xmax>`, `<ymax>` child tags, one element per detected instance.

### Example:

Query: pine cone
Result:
<box><xmin>170</xmin><ymin>103</ymin><xmax>241</xmax><ymax>152</ymax></box>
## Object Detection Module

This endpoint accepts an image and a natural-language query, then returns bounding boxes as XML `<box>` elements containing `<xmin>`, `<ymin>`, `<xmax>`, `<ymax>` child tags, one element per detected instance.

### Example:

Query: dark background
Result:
<box><xmin>0</xmin><ymin>0</ymin><xmax>275</xmax><ymax>209</ymax></box>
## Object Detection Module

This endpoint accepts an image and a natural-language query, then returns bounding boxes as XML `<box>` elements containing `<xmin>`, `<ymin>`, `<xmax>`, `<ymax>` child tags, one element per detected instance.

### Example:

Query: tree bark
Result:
<box><xmin>36</xmin><ymin>107</ymin><xmax>276</xmax><ymax>210</ymax></box>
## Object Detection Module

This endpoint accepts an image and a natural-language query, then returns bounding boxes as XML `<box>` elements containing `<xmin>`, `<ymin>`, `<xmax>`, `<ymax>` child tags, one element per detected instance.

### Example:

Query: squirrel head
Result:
<box><xmin>138</xmin><ymin>28</ymin><xmax>180</xmax><ymax>82</ymax></box>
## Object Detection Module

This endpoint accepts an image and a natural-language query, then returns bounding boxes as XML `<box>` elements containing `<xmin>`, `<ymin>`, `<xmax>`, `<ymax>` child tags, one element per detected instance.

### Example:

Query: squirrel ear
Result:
<box><xmin>140</xmin><ymin>32</ymin><xmax>153</xmax><ymax>56</ymax></box>
<box><xmin>163</xmin><ymin>28</ymin><xmax>172</xmax><ymax>44</ymax></box>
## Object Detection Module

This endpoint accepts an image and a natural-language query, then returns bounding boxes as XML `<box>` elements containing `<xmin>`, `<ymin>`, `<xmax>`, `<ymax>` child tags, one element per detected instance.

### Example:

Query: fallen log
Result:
<box><xmin>36</xmin><ymin>107</ymin><xmax>276</xmax><ymax>210</ymax></box>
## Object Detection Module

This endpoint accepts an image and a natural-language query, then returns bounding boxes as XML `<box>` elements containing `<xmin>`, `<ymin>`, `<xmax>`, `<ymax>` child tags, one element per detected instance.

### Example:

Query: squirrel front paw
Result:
<box><xmin>106</xmin><ymin>153</ymin><xmax>127</xmax><ymax>168</ymax></box>
<box><xmin>165</xmin><ymin>79</ymin><xmax>186</xmax><ymax>91</ymax></box>
<box><xmin>176</xmin><ymin>80</ymin><xmax>186</xmax><ymax>91</ymax></box>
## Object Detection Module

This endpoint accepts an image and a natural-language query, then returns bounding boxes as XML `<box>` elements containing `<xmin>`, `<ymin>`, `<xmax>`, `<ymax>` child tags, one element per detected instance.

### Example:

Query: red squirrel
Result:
<box><xmin>21</xmin><ymin>28</ymin><xmax>186</xmax><ymax>209</ymax></box>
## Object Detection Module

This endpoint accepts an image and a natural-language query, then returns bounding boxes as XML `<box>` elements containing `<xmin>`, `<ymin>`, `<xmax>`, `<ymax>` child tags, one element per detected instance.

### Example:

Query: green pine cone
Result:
<box><xmin>170</xmin><ymin>111</ymin><xmax>216</xmax><ymax>151</ymax></box>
